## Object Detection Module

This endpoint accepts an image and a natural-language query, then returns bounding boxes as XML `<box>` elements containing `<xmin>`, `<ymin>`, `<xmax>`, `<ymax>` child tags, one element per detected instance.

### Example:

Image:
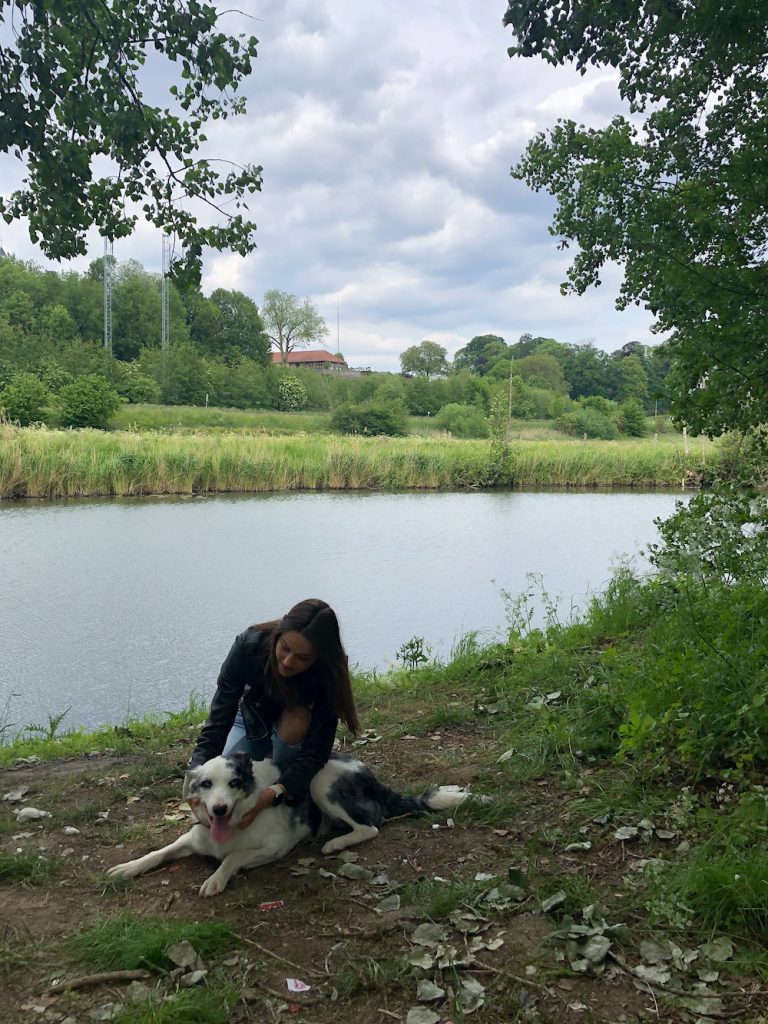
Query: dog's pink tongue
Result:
<box><xmin>210</xmin><ymin>815</ymin><xmax>232</xmax><ymax>844</ymax></box>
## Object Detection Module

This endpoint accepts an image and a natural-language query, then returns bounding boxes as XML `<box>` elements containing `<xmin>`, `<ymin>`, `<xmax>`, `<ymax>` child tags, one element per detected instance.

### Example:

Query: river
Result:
<box><xmin>0</xmin><ymin>490</ymin><xmax>687</xmax><ymax>733</ymax></box>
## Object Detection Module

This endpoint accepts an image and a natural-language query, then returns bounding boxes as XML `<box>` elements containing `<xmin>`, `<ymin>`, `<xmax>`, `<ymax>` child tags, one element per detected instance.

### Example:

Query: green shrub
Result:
<box><xmin>330</xmin><ymin>399</ymin><xmax>407</xmax><ymax>436</ymax></box>
<box><xmin>58</xmin><ymin>374</ymin><xmax>121</xmax><ymax>429</ymax></box>
<box><xmin>434</xmin><ymin>402</ymin><xmax>488</xmax><ymax>438</ymax></box>
<box><xmin>0</xmin><ymin>371</ymin><xmax>49</xmax><ymax>425</ymax></box>
<box><xmin>275</xmin><ymin>375</ymin><xmax>308</xmax><ymax>411</ymax></box>
<box><xmin>555</xmin><ymin>407</ymin><xmax>619</xmax><ymax>439</ymax></box>
<box><xmin>116</xmin><ymin>363</ymin><xmax>161</xmax><ymax>404</ymax></box>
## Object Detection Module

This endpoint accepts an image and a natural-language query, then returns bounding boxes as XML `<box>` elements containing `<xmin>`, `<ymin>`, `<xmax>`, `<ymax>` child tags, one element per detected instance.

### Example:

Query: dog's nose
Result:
<box><xmin>212</xmin><ymin>804</ymin><xmax>228</xmax><ymax>817</ymax></box>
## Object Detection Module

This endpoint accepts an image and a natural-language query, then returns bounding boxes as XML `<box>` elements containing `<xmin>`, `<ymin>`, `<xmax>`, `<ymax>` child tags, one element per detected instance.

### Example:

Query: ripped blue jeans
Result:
<box><xmin>223</xmin><ymin>709</ymin><xmax>303</xmax><ymax>769</ymax></box>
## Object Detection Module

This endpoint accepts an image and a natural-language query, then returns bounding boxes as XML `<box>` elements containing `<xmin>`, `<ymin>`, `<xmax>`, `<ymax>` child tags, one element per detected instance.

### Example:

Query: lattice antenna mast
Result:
<box><xmin>161</xmin><ymin>235</ymin><xmax>171</xmax><ymax>354</ymax></box>
<box><xmin>103</xmin><ymin>237</ymin><xmax>114</xmax><ymax>353</ymax></box>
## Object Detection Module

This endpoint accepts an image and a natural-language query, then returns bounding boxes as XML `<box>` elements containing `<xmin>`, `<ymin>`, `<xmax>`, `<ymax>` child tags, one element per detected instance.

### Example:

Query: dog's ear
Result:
<box><xmin>182</xmin><ymin>765</ymin><xmax>202</xmax><ymax>800</ymax></box>
<box><xmin>229</xmin><ymin>751</ymin><xmax>254</xmax><ymax>776</ymax></box>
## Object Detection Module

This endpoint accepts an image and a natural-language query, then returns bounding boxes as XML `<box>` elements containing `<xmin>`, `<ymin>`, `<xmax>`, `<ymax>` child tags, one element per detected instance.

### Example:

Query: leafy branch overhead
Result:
<box><xmin>504</xmin><ymin>0</ymin><xmax>768</xmax><ymax>437</ymax></box>
<box><xmin>0</xmin><ymin>0</ymin><xmax>262</xmax><ymax>284</ymax></box>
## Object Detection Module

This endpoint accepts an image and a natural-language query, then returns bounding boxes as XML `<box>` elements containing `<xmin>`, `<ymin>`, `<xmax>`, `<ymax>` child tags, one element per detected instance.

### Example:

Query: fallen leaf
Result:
<box><xmin>406</xmin><ymin>1009</ymin><xmax>440</xmax><ymax>1024</ymax></box>
<box><xmin>416</xmin><ymin>980</ymin><xmax>445</xmax><ymax>1001</ymax></box>
<box><xmin>2</xmin><ymin>786</ymin><xmax>30</xmax><ymax>803</ymax></box>
<box><xmin>411</xmin><ymin>923</ymin><xmax>446</xmax><ymax>947</ymax></box>
<box><xmin>15</xmin><ymin>807</ymin><xmax>51</xmax><ymax>821</ymax></box>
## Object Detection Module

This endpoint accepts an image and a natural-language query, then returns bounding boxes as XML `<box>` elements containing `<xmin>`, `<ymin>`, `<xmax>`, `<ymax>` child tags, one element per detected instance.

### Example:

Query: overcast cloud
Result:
<box><xmin>0</xmin><ymin>1</ymin><xmax>656</xmax><ymax>370</ymax></box>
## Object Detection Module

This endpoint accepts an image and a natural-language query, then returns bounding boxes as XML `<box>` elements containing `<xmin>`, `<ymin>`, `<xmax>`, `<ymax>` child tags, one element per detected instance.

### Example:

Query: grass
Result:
<box><xmin>65</xmin><ymin>913</ymin><xmax>237</xmax><ymax>972</ymax></box>
<box><xmin>111</xmin><ymin>403</ymin><xmax>333</xmax><ymax>435</ymax></box>
<box><xmin>111</xmin><ymin>987</ymin><xmax>238</xmax><ymax>1024</ymax></box>
<box><xmin>0</xmin><ymin>851</ymin><xmax>58</xmax><ymax>885</ymax></box>
<box><xmin>0</xmin><ymin>695</ymin><xmax>207</xmax><ymax>764</ymax></box>
<box><xmin>0</xmin><ymin>421</ymin><xmax>718</xmax><ymax>497</ymax></box>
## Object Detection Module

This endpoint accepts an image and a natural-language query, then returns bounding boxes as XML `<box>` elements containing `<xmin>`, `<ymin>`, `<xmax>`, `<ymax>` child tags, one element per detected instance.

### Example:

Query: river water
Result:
<box><xmin>0</xmin><ymin>490</ymin><xmax>686</xmax><ymax>733</ymax></box>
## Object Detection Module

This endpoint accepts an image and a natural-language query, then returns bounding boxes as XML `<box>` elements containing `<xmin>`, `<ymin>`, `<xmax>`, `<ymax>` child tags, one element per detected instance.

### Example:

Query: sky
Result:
<box><xmin>0</xmin><ymin>0</ymin><xmax>658</xmax><ymax>372</ymax></box>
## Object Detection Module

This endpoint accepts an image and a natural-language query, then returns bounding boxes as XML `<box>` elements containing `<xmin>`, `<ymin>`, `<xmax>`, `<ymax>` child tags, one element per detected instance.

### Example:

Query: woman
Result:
<box><xmin>189</xmin><ymin>599</ymin><xmax>360</xmax><ymax>825</ymax></box>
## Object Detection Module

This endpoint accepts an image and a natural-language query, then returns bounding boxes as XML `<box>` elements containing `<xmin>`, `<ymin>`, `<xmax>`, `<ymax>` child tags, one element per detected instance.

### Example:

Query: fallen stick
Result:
<box><xmin>48</xmin><ymin>970</ymin><xmax>151</xmax><ymax>994</ymax></box>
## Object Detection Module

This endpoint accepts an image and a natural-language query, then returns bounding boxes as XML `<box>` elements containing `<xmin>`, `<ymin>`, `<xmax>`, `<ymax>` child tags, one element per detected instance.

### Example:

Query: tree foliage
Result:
<box><xmin>0</xmin><ymin>0</ymin><xmax>261</xmax><ymax>284</ymax></box>
<box><xmin>399</xmin><ymin>340</ymin><xmax>450</xmax><ymax>378</ymax></box>
<box><xmin>505</xmin><ymin>0</ymin><xmax>768</xmax><ymax>435</ymax></box>
<box><xmin>262</xmin><ymin>290</ymin><xmax>327</xmax><ymax>365</ymax></box>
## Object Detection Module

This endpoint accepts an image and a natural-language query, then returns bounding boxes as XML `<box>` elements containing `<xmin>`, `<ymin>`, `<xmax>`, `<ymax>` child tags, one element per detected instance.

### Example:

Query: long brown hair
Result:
<box><xmin>259</xmin><ymin>599</ymin><xmax>361</xmax><ymax>734</ymax></box>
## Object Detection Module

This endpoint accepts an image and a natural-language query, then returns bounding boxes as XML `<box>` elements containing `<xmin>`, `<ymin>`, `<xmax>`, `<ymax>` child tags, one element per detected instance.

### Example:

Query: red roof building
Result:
<box><xmin>271</xmin><ymin>349</ymin><xmax>348</xmax><ymax>371</ymax></box>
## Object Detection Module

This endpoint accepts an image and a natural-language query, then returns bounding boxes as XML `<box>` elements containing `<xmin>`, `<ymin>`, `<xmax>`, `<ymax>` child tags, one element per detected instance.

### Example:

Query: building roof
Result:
<box><xmin>271</xmin><ymin>349</ymin><xmax>347</xmax><ymax>365</ymax></box>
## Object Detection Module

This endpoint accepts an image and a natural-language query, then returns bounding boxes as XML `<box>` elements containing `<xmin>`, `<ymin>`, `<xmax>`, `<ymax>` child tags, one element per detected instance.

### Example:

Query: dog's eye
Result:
<box><xmin>199</xmin><ymin>779</ymin><xmax>212</xmax><ymax>789</ymax></box>
<box><xmin>229</xmin><ymin>779</ymin><xmax>242</xmax><ymax>789</ymax></box>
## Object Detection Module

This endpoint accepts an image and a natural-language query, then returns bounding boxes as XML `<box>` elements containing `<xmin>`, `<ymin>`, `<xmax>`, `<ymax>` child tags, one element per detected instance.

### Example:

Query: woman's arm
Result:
<box><xmin>188</xmin><ymin>634</ymin><xmax>252</xmax><ymax>768</ymax></box>
<box><xmin>276</xmin><ymin>703</ymin><xmax>338</xmax><ymax>801</ymax></box>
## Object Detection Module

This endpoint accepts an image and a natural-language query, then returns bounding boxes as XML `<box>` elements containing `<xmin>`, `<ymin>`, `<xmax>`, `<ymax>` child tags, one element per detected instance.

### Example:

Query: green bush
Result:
<box><xmin>555</xmin><ymin>407</ymin><xmax>619</xmax><ymax>439</ymax></box>
<box><xmin>0</xmin><ymin>371</ymin><xmax>49</xmax><ymax>425</ymax></box>
<box><xmin>58</xmin><ymin>374</ymin><xmax>121</xmax><ymax>429</ymax></box>
<box><xmin>115</xmin><ymin>362</ymin><xmax>161</xmax><ymax>404</ymax></box>
<box><xmin>275</xmin><ymin>375</ymin><xmax>308</xmax><ymax>411</ymax></box>
<box><xmin>434</xmin><ymin>402</ymin><xmax>488</xmax><ymax>438</ymax></box>
<box><xmin>330</xmin><ymin>399</ymin><xmax>407</xmax><ymax>436</ymax></box>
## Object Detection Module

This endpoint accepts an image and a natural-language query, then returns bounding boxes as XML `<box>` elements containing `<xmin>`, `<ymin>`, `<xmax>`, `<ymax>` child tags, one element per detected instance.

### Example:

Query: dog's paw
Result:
<box><xmin>106</xmin><ymin>861</ymin><xmax>141</xmax><ymax>879</ymax></box>
<box><xmin>199</xmin><ymin>872</ymin><xmax>228</xmax><ymax>897</ymax></box>
<box><xmin>321</xmin><ymin>836</ymin><xmax>346</xmax><ymax>856</ymax></box>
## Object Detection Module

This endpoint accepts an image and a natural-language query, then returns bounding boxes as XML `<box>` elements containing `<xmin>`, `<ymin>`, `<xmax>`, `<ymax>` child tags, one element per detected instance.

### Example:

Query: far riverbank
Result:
<box><xmin>0</xmin><ymin>425</ymin><xmax>716</xmax><ymax>498</ymax></box>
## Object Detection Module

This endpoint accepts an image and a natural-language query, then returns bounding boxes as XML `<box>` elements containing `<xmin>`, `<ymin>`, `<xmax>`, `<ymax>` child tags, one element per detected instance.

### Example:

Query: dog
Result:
<box><xmin>107</xmin><ymin>752</ymin><xmax>469</xmax><ymax>897</ymax></box>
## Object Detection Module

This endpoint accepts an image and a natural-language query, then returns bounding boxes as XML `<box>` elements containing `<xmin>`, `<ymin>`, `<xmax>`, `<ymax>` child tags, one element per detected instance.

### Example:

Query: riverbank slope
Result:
<box><xmin>0</xmin><ymin>424</ymin><xmax>715</xmax><ymax>497</ymax></box>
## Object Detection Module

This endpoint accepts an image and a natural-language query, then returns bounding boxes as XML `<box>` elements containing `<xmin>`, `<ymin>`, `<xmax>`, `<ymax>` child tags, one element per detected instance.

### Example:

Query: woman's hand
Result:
<box><xmin>237</xmin><ymin>786</ymin><xmax>285</xmax><ymax>830</ymax></box>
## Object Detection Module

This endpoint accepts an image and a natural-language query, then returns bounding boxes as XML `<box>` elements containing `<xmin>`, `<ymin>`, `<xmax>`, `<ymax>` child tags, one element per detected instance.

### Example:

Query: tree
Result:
<box><xmin>0</xmin><ymin>1</ymin><xmax>261</xmax><ymax>285</ymax></box>
<box><xmin>452</xmin><ymin>334</ymin><xmax>508</xmax><ymax>375</ymax></box>
<box><xmin>262</xmin><ymin>290</ymin><xmax>327</xmax><ymax>365</ymax></box>
<box><xmin>399</xmin><ymin>340</ymin><xmax>450</xmax><ymax>378</ymax></box>
<box><xmin>209</xmin><ymin>289</ymin><xmax>269</xmax><ymax>365</ymax></box>
<box><xmin>505</xmin><ymin>0</ymin><xmax>768</xmax><ymax>435</ymax></box>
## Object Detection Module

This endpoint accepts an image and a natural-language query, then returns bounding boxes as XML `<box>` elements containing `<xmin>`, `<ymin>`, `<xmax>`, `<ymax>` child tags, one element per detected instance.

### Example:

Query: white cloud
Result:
<box><xmin>0</xmin><ymin>0</ymin><xmax>656</xmax><ymax>370</ymax></box>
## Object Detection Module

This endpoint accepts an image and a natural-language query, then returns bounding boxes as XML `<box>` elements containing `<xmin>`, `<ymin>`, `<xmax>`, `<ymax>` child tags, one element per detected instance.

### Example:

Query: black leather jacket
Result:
<box><xmin>189</xmin><ymin>626</ymin><xmax>338</xmax><ymax>801</ymax></box>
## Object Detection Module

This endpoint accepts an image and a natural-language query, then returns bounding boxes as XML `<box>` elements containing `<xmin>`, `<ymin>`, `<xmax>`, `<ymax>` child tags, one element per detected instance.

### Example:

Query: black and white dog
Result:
<box><xmin>107</xmin><ymin>752</ymin><xmax>469</xmax><ymax>897</ymax></box>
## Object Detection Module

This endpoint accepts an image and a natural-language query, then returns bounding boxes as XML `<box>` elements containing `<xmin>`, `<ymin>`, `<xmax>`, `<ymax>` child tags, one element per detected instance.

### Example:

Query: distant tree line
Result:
<box><xmin>0</xmin><ymin>254</ymin><xmax>672</xmax><ymax>436</ymax></box>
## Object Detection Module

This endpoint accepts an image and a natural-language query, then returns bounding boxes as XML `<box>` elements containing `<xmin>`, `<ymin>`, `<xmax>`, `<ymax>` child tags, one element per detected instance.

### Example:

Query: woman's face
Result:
<box><xmin>276</xmin><ymin>630</ymin><xmax>318</xmax><ymax>678</ymax></box>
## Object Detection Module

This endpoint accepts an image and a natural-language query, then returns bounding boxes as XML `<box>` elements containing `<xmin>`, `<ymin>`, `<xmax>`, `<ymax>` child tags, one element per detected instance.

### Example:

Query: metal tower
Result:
<box><xmin>103</xmin><ymin>237</ymin><xmax>113</xmax><ymax>353</ymax></box>
<box><xmin>161</xmin><ymin>234</ymin><xmax>171</xmax><ymax>354</ymax></box>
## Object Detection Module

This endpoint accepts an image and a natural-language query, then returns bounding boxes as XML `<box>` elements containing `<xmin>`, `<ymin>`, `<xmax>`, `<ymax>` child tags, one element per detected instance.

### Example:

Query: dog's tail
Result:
<box><xmin>379</xmin><ymin>782</ymin><xmax>470</xmax><ymax>819</ymax></box>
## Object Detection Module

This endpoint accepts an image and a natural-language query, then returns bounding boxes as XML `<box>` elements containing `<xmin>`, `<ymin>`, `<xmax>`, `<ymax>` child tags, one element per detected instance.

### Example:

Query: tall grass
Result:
<box><xmin>0</xmin><ymin>424</ymin><xmax>717</xmax><ymax>497</ymax></box>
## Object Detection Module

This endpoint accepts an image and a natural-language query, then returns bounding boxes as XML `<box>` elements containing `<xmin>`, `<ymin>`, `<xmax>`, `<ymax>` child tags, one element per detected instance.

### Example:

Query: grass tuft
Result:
<box><xmin>65</xmin><ymin>914</ymin><xmax>237</xmax><ymax>972</ymax></box>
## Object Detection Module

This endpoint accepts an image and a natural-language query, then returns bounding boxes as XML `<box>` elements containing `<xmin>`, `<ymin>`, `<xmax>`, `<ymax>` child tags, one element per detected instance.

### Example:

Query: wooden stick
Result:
<box><xmin>48</xmin><ymin>970</ymin><xmax>151</xmax><ymax>994</ymax></box>
<box><xmin>234</xmin><ymin>933</ymin><xmax>325</xmax><ymax>978</ymax></box>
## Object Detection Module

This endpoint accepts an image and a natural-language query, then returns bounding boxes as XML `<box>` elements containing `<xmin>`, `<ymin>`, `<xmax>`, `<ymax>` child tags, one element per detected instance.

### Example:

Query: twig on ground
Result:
<box><xmin>48</xmin><ymin>970</ymin><xmax>151</xmax><ymax>994</ymax></box>
<box><xmin>235</xmin><ymin>933</ymin><xmax>325</xmax><ymax>978</ymax></box>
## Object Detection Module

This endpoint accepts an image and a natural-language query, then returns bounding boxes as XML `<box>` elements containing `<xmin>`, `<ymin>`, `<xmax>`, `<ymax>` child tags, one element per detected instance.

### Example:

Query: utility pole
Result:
<box><xmin>103</xmin><ymin>237</ymin><xmax>113</xmax><ymax>354</ymax></box>
<box><xmin>161</xmin><ymin>235</ymin><xmax>171</xmax><ymax>355</ymax></box>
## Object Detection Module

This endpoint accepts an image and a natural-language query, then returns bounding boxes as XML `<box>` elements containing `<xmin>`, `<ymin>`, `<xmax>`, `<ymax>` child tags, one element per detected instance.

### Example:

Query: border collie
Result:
<box><xmin>107</xmin><ymin>752</ymin><xmax>469</xmax><ymax>897</ymax></box>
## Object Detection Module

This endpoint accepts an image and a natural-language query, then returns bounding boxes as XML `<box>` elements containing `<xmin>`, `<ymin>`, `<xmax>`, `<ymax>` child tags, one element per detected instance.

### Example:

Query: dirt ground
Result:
<box><xmin>0</xmin><ymin>733</ymin><xmax>764</xmax><ymax>1024</ymax></box>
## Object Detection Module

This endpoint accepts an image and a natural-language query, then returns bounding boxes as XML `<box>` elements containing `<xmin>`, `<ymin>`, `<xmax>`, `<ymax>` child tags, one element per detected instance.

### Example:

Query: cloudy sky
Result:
<box><xmin>0</xmin><ymin>1</ymin><xmax>657</xmax><ymax>371</ymax></box>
